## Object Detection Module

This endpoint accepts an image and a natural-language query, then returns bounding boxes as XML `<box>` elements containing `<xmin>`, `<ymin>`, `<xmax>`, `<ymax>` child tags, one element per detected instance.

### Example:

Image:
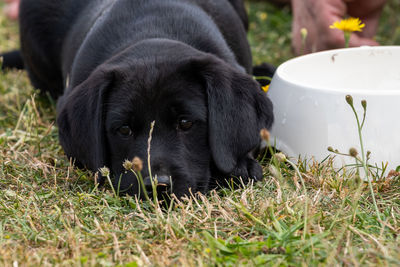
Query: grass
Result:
<box><xmin>0</xmin><ymin>1</ymin><xmax>400</xmax><ymax>266</ymax></box>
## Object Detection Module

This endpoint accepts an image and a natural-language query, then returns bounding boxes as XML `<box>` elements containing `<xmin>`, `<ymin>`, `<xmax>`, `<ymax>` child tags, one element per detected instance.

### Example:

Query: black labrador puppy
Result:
<box><xmin>11</xmin><ymin>0</ymin><xmax>274</xmax><ymax>197</ymax></box>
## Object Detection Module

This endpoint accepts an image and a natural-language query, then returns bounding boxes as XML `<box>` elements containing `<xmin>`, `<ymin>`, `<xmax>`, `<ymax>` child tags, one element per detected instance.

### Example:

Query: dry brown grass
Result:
<box><xmin>0</xmin><ymin>1</ymin><xmax>399</xmax><ymax>266</ymax></box>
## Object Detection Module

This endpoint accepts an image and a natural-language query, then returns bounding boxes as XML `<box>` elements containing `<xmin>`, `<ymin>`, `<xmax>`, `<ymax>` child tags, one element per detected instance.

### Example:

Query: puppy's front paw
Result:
<box><xmin>230</xmin><ymin>156</ymin><xmax>263</xmax><ymax>183</ymax></box>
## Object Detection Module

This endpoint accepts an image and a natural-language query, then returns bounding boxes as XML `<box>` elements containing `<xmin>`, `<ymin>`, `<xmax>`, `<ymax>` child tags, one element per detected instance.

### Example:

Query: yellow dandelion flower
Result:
<box><xmin>262</xmin><ymin>84</ymin><xmax>270</xmax><ymax>92</ymax></box>
<box><xmin>258</xmin><ymin>12</ymin><xmax>268</xmax><ymax>21</ymax></box>
<box><xmin>329</xmin><ymin>17</ymin><xmax>365</xmax><ymax>33</ymax></box>
<box><xmin>330</xmin><ymin>17</ymin><xmax>365</xmax><ymax>48</ymax></box>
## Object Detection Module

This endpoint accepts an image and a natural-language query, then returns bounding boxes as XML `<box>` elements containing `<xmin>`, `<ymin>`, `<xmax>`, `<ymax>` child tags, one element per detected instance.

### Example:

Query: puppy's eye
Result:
<box><xmin>117</xmin><ymin>125</ymin><xmax>133</xmax><ymax>137</ymax></box>
<box><xmin>178</xmin><ymin>119</ymin><xmax>193</xmax><ymax>131</ymax></box>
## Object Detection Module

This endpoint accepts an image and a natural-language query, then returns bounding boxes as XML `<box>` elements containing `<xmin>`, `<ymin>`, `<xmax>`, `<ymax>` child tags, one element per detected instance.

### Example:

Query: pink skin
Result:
<box><xmin>291</xmin><ymin>0</ymin><xmax>387</xmax><ymax>55</ymax></box>
<box><xmin>4</xmin><ymin>0</ymin><xmax>20</xmax><ymax>20</ymax></box>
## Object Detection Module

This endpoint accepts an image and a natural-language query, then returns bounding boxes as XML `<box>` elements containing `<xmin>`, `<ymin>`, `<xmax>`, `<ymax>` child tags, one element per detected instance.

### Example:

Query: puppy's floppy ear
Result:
<box><xmin>197</xmin><ymin>56</ymin><xmax>274</xmax><ymax>174</ymax></box>
<box><xmin>56</xmin><ymin>67</ymin><xmax>114</xmax><ymax>179</ymax></box>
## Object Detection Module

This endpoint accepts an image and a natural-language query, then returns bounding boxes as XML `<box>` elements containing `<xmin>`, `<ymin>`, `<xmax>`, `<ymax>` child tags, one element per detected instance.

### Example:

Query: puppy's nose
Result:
<box><xmin>143</xmin><ymin>175</ymin><xmax>171</xmax><ymax>195</ymax></box>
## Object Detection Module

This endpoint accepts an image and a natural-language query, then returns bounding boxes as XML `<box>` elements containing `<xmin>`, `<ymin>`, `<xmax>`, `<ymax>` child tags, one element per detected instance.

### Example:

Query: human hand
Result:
<box><xmin>4</xmin><ymin>0</ymin><xmax>20</xmax><ymax>20</ymax></box>
<box><xmin>291</xmin><ymin>0</ymin><xmax>387</xmax><ymax>55</ymax></box>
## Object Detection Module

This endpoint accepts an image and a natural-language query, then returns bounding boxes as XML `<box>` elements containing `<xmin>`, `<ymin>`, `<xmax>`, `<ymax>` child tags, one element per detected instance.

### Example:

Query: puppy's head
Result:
<box><xmin>57</xmin><ymin>40</ymin><xmax>273</xmax><ymax>198</ymax></box>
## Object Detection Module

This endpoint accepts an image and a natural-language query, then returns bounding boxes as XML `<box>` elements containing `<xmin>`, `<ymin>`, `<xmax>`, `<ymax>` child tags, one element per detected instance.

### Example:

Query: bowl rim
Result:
<box><xmin>274</xmin><ymin>46</ymin><xmax>400</xmax><ymax>96</ymax></box>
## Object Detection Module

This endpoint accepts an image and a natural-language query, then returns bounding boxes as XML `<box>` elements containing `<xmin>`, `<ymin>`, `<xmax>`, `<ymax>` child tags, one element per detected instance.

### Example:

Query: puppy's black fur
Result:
<box><xmin>12</xmin><ymin>0</ymin><xmax>273</xmax><ymax>197</ymax></box>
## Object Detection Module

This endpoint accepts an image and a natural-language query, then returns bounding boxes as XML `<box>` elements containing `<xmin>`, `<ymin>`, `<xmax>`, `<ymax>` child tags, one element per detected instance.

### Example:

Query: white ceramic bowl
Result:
<box><xmin>268</xmin><ymin>46</ymin><xmax>400</xmax><ymax>173</ymax></box>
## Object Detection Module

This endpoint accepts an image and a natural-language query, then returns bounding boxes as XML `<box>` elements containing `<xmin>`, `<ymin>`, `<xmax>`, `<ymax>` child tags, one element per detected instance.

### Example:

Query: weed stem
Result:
<box><xmin>347</xmin><ymin>97</ymin><xmax>381</xmax><ymax>223</ymax></box>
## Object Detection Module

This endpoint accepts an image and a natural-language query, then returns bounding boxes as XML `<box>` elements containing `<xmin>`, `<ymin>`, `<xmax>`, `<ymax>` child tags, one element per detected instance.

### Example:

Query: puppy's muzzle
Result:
<box><xmin>143</xmin><ymin>175</ymin><xmax>172</xmax><ymax>197</ymax></box>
